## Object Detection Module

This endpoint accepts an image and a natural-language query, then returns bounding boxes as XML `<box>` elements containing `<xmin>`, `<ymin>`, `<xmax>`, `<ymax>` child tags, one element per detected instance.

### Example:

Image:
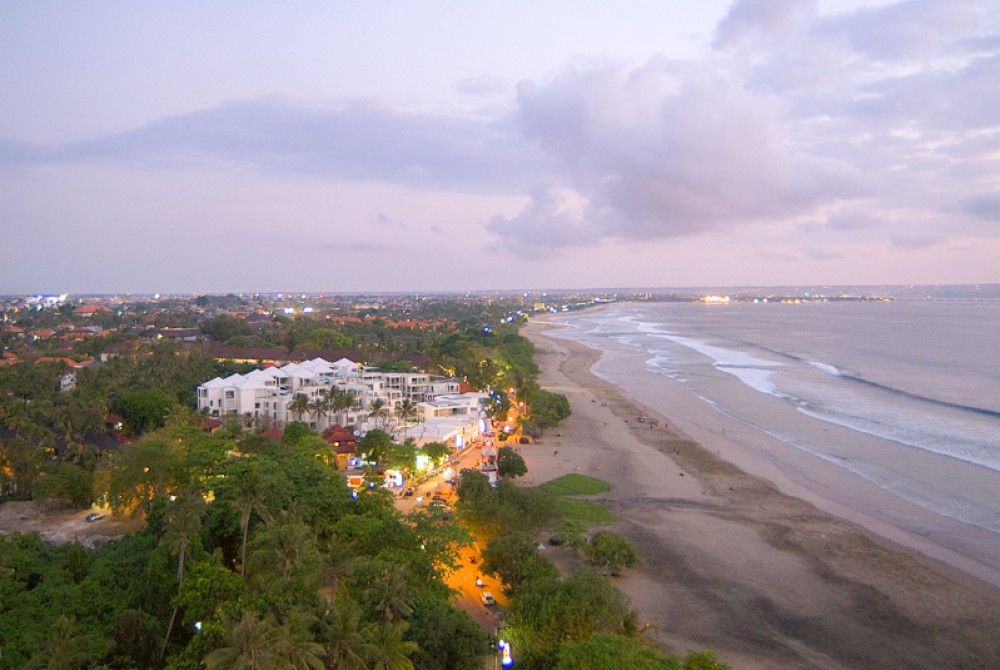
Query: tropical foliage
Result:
<box><xmin>0</xmin><ymin>424</ymin><xmax>488</xmax><ymax>670</ymax></box>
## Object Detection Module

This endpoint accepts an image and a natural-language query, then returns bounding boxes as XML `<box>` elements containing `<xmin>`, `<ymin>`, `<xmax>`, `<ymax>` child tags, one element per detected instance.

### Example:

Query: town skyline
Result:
<box><xmin>3</xmin><ymin>0</ymin><xmax>999</xmax><ymax>294</ymax></box>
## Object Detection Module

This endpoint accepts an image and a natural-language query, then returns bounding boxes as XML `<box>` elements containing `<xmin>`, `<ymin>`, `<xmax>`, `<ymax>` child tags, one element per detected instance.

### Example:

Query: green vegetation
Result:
<box><xmin>455</xmin><ymin>472</ymin><xmax>557</xmax><ymax>540</ymax></box>
<box><xmin>519</xmin><ymin>384</ymin><xmax>572</xmax><ymax>432</ymax></box>
<box><xmin>0</xmin><ymin>427</ymin><xmax>489</xmax><ymax>669</ymax></box>
<box><xmin>585</xmin><ymin>531</ymin><xmax>640</xmax><ymax>575</ymax></box>
<box><xmin>496</xmin><ymin>445</ymin><xmax>527</xmax><ymax>479</ymax></box>
<box><xmin>555</xmin><ymin>635</ymin><xmax>729</xmax><ymax>670</ymax></box>
<box><xmin>540</xmin><ymin>474</ymin><xmax>616</xmax><ymax>530</ymax></box>
<box><xmin>539</xmin><ymin>474</ymin><xmax>612</xmax><ymax>496</ymax></box>
<box><xmin>556</xmin><ymin>498</ymin><xmax>617</xmax><ymax>527</ymax></box>
<box><xmin>455</xmin><ymin>468</ymin><xmax>727</xmax><ymax>670</ymax></box>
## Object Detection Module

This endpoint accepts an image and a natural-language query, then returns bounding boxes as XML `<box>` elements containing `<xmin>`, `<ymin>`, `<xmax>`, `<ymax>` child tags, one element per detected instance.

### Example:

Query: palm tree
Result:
<box><xmin>318</xmin><ymin>389</ymin><xmax>334</xmax><ymax>428</ymax></box>
<box><xmin>288</xmin><ymin>393</ymin><xmax>311</xmax><ymax>424</ymax></box>
<box><xmin>235</xmin><ymin>467</ymin><xmax>273</xmax><ymax>578</ymax></box>
<box><xmin>364</xmin><ymin>621</ymin><xmax>418</xmax><ymax>670</ymax></box>
<box><xmin>319</xmin><ymin>541</ymin><xmax>355</xmax><ymax>599</ymax></box>
<box><xmin>317</xmin><ymin>595</ymin><xmax>374</xmax><ymax>670</ymax></box>
<box><xmin>204</xmin><ymin>609</ymin><xmax>282</xmax><ymax>670</ymax></box>
<box><xmin>25</xmin><ymin>615</ymin><xmax>97</xmax><ymax>670</ymax></box>
<box><xmin>328</xmin><ymin>387</ymin><xmax>355</xmax><ymax>428</ymax></box>
<box><xmin>248</xmin><ymin>516</ymin><xmax>318</xmax><ymax>584</ymax></box>
<box><xmin>307</xmin><ymin>394</ymin><xmax>330</xmax><ymax>430</ymax></box>
<box><xmin>159</xmin><ymin>488</ymin><xmax>204</xmax><ymax>660</ymax></box>
<box><xmin>270</xmin><ymin>609</ymin><xmax>326</xmax><ymax>670</ymax></box>
<box><xmin>161</xmin><ymin>491</ymin><xmax>204</xmax><ymax>585</ymax></box>
<box><xmin>363</xmin><ymin>564</ymin><xmax>414</xmax><ymax>623</ymax></box>
<box><xmin>58</xmin><ymin>409</ymin><xmax>90</xmax><ymax>466</ymax></box>
<box><xmin>393</xmin><ymin>398</ymin><xmax>418</xmax><ymax>438</ymax></box>
<box><xmin>368</xmin><ymin>398</ymin><xmax>390</xmax><ymax>432</ymax></box>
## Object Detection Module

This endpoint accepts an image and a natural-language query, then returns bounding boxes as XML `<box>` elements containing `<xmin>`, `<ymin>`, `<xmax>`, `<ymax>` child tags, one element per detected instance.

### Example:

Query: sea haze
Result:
<box><xmin>549</xmin><ymin>300</ymin><xmax>1000</xmax><ymax>578</ymax></box>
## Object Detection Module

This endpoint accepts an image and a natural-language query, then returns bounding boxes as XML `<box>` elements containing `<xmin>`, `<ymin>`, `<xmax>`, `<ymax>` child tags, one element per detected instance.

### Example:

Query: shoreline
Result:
<box><xmin>519</xmin><ymin>316</ymin><xmax>1000</xmax><ymax>670</ymax></box>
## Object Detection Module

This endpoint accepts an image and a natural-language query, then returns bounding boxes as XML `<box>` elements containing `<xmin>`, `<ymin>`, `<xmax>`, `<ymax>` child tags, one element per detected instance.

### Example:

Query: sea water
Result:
<box><xmin>548</xmin><ymin>300</ymin><xmax>1000</xmax><ymax>573</ymax></box>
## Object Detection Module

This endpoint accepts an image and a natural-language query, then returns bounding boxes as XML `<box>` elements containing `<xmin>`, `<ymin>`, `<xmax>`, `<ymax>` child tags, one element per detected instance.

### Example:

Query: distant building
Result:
<box><xmin>73</xmin><ymin>305</ymin><xmax>112</xmax><ymax>317</ymax></box>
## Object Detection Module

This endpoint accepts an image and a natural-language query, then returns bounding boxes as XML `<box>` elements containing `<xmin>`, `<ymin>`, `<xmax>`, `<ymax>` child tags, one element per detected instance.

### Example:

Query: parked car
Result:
<box><xmin>480</xmin><ymin>592</ymin><xmax>495</xmax><ymax>606</ymax></box>
<box><xmin>85</xmin><ymin>512</ymin><xmax>104</xmax><ymax>523</ymax></box>
<box><xmin>403</xmin><ymin>487</ymin><xmax>415</xmax><ymax>497</ymax></box>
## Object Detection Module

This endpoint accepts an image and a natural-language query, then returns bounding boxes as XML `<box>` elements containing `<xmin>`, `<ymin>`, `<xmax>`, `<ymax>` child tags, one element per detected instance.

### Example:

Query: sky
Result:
<box><xmin>2</xmin><ymin>0</ymin><xmax>999</xmax><ymax>294</ymax></box>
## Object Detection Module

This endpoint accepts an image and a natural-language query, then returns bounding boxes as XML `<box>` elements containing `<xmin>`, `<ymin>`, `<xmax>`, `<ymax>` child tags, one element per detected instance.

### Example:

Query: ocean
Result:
<box><xmin>547</xmin><ymin>300</ymin><xmax>1000</xmax><ymax>580</ymax></box>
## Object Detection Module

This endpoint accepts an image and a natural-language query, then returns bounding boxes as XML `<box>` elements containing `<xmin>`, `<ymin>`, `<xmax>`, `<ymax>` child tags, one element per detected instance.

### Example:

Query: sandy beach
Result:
<box><xmin>519</xmin><ymin>319</ymin><xmax>1000</xmax><ymax>670</ymax></box>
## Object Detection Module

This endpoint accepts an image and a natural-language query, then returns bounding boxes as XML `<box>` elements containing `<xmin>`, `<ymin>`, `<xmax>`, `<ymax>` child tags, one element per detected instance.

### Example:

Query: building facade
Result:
<box><xmin>196</xmin><ymin>357</ymin><xmax>469</xmax><ymax>436</ymax></box>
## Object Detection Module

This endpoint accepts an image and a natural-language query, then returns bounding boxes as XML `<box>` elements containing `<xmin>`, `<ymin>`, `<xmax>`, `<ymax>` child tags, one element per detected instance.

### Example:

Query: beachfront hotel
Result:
<box><xmin>196</xmin><ymin>357</ymin><xmax>489</xmax><ymax>446</ymax></box>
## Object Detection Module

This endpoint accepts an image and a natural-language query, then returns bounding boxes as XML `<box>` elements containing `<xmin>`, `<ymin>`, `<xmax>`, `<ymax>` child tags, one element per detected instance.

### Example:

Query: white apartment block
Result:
<box><xmin>196</xmin><ymin>357</ymin><xmax>467</xmax><ymax>435</ymax></box>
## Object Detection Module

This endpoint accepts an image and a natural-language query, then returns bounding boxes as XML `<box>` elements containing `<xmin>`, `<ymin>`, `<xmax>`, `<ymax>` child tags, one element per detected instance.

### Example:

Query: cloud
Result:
<box><xmin>490</xmin><ymin>57</ymin><xmax>863</xmax><ymax>251</ymax></box>
<box><xmin>454</xmin><ymin>75</ymin><xmax>512</xmax><ymax>98</ymax></box>
<box><xmin>891</xmin><ymin>234</ymin><xmax>945</xmax><ymax>249</ymax></box>
<box><xmin>960</xmin><ymin>193</ymin><xmax>1000</xmax><ymax>221</ymax></box>
<box><xmin>815</xmin><ymin>0</ymin><xmax>982</xmax><ymax>61</ymax></box>
<box><xmin>800</xmin><ymin>245</ymin><xmax>848</xmax><ymax>260</ymax></box>
<box><xmin>374</xmin><ymin>212</ymin><xmax>407</xmax><ymax>229</ymax></box>
<box><xmin>485</xmin><ymin>2</ymin><xmax>1000</xmax><ymax>256</ymax></box>
<box><xmin>319</xmin><ymin>241</ymin><xmax>391</xmax><ymax>253</ymax></box>
<box><xmin>0</xmin><ymin>97</ymin><xmax>545</xmax><ymax>193</ymax></box>
<box><xmin>713</xmin><ymin>0</ymin><xmax>815</xmax><ymax>50</ymax></box>
<box><xmin>823</xmin><ymin>209</ymin><xmax>883</xmax><ymax>231</ymax></box>
<box><xmin>4</xmin><ymin>0</ymin><xmax>999</xmax><ymax>276</ymax></box>
<box><xmin>488</xmin><ymin>185</ymin><xmax>600</xmax><ymax>257</ymax></box>
<box><xmin>849</xmin><ymin>53</ymin><xmax>1000</xmax><ymax>132</ymax></box>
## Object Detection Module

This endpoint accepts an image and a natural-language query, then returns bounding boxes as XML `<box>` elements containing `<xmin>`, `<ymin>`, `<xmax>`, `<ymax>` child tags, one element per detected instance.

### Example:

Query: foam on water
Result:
<box><xmin>549</xmin><ymin>301</ymin><xmax>1000</xmax><ymax>541</ymax></box>
<box><xmin>796</xmin><ymin>404</ymin><xmax>1000</xmax><ymax>473</ymax></box>
<box><xmin>650</xmin><ymin>332</ymin><xmax>782</xmax><ymax>370</ymax></box>
<box><xmin>808</xmin><ymin>360</ymin><xmax>842</xmax><ymax>376</ymax></box>
<box><xmin>645</xmin><ymin>332</ymin><xmax>786</xmax><ymax>397</ymax></box>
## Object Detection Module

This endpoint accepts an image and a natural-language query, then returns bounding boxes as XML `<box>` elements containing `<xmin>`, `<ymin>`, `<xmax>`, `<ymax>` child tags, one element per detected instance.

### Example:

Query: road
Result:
<box><xmin>392</xmin><ymin>437</ymin><xmax>509</xmax><ymax>634</ymax></box>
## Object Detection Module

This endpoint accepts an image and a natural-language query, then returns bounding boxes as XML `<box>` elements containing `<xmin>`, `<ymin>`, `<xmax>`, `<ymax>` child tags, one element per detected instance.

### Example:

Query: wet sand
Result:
<box><xmin>519</xmin><ymin>319</ymin><xmax>1000</xmax><ymax>670</ymax></box>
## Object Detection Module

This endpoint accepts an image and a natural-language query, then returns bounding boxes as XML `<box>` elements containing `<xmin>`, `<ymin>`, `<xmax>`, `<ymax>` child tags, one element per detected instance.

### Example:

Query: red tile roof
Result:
<box><xmin>34</xmin><ymin>356</ymin><xmax>93</xmax><ymax>368</ymax></box>
<box><xmin>322</xmin><ymin>424</ymin><xmax>358</xmax><ymax>452</ymax></box>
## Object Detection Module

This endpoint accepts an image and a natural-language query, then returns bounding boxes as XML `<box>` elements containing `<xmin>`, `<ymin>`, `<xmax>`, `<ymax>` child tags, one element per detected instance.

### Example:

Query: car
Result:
<box><xmin>85</xmin><ymin>512</ymin><xmax>104</xmax><ymax>523</ymax></box>
<box><xmin>475</xmin><ymin>576</ymin><xmax>484</xmax><ymax>587</ymax></box>
<box><xmin>431</xmin><ymin>495</ymin><xmax>446</xmax><ymax>503</ymax></box>
<box><xmin>480</xmin><ymin>592</ymin><xmax>495</xmax><ymax>606</ymax></box>
<box><xmin>403</xmin><ymin>487</ymin><xmax>415</xmax><ymax>497</ymax></box>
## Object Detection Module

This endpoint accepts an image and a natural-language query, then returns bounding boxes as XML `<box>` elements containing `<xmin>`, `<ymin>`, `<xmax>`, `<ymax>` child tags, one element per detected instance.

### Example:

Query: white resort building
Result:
<box><xmin>196</xmin><ymin>357</ymin><xmax>488</xmax><ymax>446</ymax></box>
